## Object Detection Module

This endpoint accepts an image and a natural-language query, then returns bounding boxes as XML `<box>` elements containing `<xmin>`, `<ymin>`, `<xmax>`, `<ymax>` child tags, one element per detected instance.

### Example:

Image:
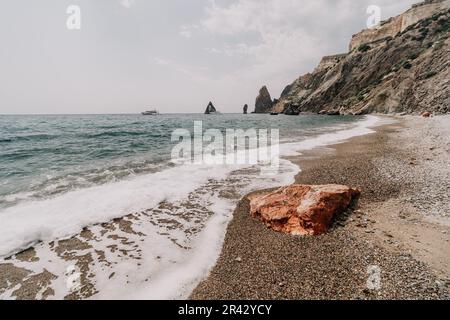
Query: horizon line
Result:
<box><xmin>0</xmin><ymin>112</ymin><xmax>253</xmax><ymax>116</ymax></box>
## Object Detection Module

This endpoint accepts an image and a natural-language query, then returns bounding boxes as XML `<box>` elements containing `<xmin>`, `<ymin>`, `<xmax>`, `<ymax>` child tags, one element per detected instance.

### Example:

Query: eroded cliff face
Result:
<box><xmin>272</xmin><ymin>2</ymin><xmax>449</xmax><ymax>115</ymax></box>
<box><xmin>349</xmin><ymin>0</ymin><xmax>450</xmax><ymax>51</ymax></box>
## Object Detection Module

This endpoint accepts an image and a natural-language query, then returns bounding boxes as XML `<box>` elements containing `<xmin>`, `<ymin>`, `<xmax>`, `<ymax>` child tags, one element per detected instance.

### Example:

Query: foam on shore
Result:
<box><xmin>0</xmin><ymin>115</ymin><xmax>388</xmax><ymax>300</ymax></box>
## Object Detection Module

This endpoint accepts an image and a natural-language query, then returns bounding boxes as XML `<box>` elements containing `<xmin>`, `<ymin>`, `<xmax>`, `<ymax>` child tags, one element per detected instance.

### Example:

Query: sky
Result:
<box><xmin>0</xmin><ymin>0</ymin><xmax>420</xmax><ymax>114</ymax></box>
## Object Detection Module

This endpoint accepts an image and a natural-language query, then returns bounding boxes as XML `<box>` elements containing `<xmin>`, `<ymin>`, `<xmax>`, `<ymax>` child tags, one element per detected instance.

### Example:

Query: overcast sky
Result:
<box><xmin>0</xmin><ymin>0</ymin><xmax>420</xmax><ymax>114</ymax></box>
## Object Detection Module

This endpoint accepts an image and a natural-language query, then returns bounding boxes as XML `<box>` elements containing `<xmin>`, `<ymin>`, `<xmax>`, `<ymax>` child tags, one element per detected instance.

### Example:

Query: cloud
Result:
<box><xmin>120</xmin><ymin>0</ymin><xmax>136</xmax><ymax>9</ymax></box>
<box><xmin>201</xmin><ymin>0</ymin><xmax>417</xmax><ymax>37</ymax></box>
<box><xmin>135</xmin><ymin>0</ymin><xmax>421</xmax><ymax>103</ymax></box>
<box><xmin>197</xmin><ymin>0</ymin><xmax>341</xmax><ymax>85</ymax></box>
<box><xmin>179</xmin><ymin>27</ymin><xmax>193</xmax><ymax>38</ymax></box>
<box><xmin>154</xmin><ymin>58</ymin><xmax>171</xmax><ymax>66</ymax></box>
<box><xmin>179</xmin><ymin>25</ymin><xmax>199</xmax><ymax>38</ymax></box>
<box><xmin>135</xmin><ymin>1</ymin><xmax>423</xmax><ymax>112</ymax></box>
<box><xmin>0</xmin><ymin>0</ymin><xmax>422</xmax><ymax>114</ymax></box>
<box><xmin>154</xmin><ymin>57</ymin><xmax>208</xmax><ymax>82</ymax></box>
<box><xmin>179</xmin><ymin>25</ymin><xmax>194</xmax><ymax>39</ymax></box>
<box><xmin>196</xmin><ymin>0</ymin><xmax>419</xmax><ymax>90</ymax></box>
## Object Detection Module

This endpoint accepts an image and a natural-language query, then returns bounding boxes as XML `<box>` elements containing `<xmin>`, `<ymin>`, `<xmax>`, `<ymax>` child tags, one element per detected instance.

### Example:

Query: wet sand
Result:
<box><xmin>190</xmin><ymin>116</ymin><xmax>450</xmax><ymax>300</ymax></box>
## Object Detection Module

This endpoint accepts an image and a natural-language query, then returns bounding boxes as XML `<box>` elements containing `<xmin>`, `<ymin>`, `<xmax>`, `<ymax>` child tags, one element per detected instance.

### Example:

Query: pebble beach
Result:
<box><xmin>191</xmin><ymin>115</ymin><xmax>450</xmax><ymax>300</ymax></box>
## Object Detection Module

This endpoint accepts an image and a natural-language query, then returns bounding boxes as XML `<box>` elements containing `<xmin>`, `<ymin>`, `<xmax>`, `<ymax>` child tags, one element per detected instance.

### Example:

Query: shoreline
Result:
<box><xmin>1</xmin><ymin>115</ymin><xmax>448</xmax><ymax>300</ymax></box>
<box><xmin>0</xmin><ymin>115</ymin><xmax>373</xmax><ymax>300</ymax></box>
<box><xmin>190</xmin><ymin>115</ymin><xmax>450</xmax><ymax>300</ymax></box>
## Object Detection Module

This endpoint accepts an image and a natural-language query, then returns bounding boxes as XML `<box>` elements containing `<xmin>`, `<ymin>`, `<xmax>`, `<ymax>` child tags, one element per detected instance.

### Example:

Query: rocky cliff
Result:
<box><xmin>272</xmin><ymin>0</ymin><xmax>450</xmax><ymax>115</ymax></box>
<box><xmin>349</xmin><ymin>0</ymin><xmax>450</xmax><ymax>51</ymax></box>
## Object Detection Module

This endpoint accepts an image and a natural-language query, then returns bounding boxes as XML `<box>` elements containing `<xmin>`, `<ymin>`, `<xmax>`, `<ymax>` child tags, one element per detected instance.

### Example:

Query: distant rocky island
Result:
<box><xmin>204</xmin><ymin>101</ymin><xmax>219</xmax><ymax>114</ymax></box>
<box><xmin>253</xmin><ymin>0</ymin><xmax>450</xmax><ymax>115</ymax></box>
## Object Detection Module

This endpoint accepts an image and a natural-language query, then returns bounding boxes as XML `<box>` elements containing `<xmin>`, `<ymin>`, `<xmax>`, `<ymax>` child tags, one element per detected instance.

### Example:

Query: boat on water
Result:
<box><xmin>141</xmin><ymin>110</ymin><xmax>159</xmax><ymax>116</ymax></box>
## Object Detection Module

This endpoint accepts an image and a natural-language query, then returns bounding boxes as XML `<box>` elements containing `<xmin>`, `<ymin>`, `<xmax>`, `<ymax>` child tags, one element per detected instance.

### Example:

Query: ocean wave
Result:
<box><xmin>0</xmin><ymin>115</ymin><xmax>393</xmax><ymax>300</ymax></box>
<box><xmin>10</xmin><ymin>134</ymin><xmax>58</xmax><ymax>142</ymax></box>
<box><xmin>0</xmin><ymin>152</ymin><xmax>34</xmax><ymax>161</ymax></box>
<box><xmin>0</xmin><ymin>115</ymin><xmax>385</xmax><ymax>260</ymax></box>
<box><xmin>0</xmin><ymin>160</ymin><xmax>173</xmax><ymax>209</ymax></box>
<box><xmin>86</xmin><ymin>131</ymin><xmax>150</xmax><ymax>138</ymax></box>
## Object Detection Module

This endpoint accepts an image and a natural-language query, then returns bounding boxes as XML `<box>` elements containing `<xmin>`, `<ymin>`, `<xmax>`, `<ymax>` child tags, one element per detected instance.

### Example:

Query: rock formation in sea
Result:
<box><xmin>243</xmin><ymin>104</ymin><xmax>248</xmax><ymax>114</ymax></box>
<box><xmin>249</xmin><ymin>184</ymin><xmax>360</xmax><ymax>236</ymax></box>
<box><xmin>204</xmin><ymin>101</ymin><xmax>217</xmax><ymax>114</ymax></box>
<box><xmin>266</xmin><ymin>0</ymin><xmax>450</xmax><ymax>115</ymax></box>
<box><xmin>254</xmin><ymin>86</ymin><xmax>273</xmax><ymax>113</ymax></box>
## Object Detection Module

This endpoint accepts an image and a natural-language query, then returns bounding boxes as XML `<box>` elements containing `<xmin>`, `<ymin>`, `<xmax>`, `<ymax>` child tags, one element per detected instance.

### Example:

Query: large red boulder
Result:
<box><xmin>249</xmin><ymin>185</ymin><xmax>360</xmax><ymax>236</ymax></box>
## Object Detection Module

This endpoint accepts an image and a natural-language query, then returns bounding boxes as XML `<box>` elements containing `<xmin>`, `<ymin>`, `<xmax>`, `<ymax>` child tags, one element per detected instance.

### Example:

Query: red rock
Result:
<box><xmin>248</xmin><ymin>185</ymin><xmax>360</xmax><ymax>236</ymax></box>
<box><xmin>421</xmin><ymin>112</ymin><xmax>431</xmax><ymax>118</ymax></box>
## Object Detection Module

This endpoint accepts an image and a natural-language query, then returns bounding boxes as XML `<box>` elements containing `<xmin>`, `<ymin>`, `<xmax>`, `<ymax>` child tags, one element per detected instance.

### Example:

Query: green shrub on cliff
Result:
<box><xmin>358</xmin><ymin>44</ymin><xmax>371</xmax><ymax>52</ymax></box>
<box><xmin>408</xmin><ymin>52</ymin><xmax>420</xmax><ymax>60</ymax></box>
<box><xmin>419</xmin><ymin>27</ymin><xmax>429</xmax><ymax>38</ymax></box>
<box><xmin>403</xmin><ymin>61</ymin><xmax>412</xmax><ymax>69</ymax></box>
<box><xmin>436</xmin><ymin>18</ymin><xmax>450</xmax><ymax>33</ymax></box>
<box><xmin>423</xmin><ymin>71</ymin><xmax>438</xmax><ymax>79</ymax></box>
<box><xmin>420</xmin><ymin>18</ymin><xmax>432</xmax><ymax>27</ymax></box>
<box><xmin>357</xmin><ymin>92</ymin><xmax>365</xmax><ymax>101</ymax></box>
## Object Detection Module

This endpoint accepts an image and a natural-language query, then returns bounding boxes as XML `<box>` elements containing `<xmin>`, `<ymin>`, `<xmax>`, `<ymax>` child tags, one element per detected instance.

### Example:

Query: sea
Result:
<box><xmin>0</xmin><ymin>113</ymin><xmax>382</xmax><ymax>299</ymax></box>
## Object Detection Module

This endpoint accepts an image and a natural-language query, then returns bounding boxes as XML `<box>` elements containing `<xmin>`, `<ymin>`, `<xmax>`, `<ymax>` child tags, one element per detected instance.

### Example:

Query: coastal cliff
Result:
<box><xmin>271</xmin><ymin>0</ymin><xmax>450</xmax><ymax>115</ymax></box>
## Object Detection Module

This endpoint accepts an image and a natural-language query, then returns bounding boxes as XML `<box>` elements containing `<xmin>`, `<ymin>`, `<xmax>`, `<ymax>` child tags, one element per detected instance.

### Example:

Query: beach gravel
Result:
<box><xmin>190</xmin><ymin>116</ymin><xmax>450</xmax><ymax>300</ymax></box>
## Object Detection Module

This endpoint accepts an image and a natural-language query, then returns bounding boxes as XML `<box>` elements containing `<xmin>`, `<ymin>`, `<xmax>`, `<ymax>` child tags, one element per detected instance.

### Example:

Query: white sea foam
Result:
<box><xmin>0</xmin><ymin>163</ymin><xmax>231</xmax><ymax>257</ymax></box>
<box><xmin>0</xmin><ymin>115</ymin><xmax>389</xmax><ymax>300</ymax></box>
<box><xmin>280</xmin><ymin>115</ymin><xmax>391</xmax><ymax>156</ymax></box>
<box><xmin>103</xmin><ymin>197</ymin><xmax>236</xmax><ymax>300</ymax></box>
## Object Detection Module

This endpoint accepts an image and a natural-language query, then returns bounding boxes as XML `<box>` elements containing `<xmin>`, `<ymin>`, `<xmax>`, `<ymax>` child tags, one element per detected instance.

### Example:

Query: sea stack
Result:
<box><xmin>204</xmin><ymin>101</ymin><xmax>217</xmax><ymax>114</ymax></box>
<box><xmin>254</xmin><ymin>86</ymin><xmax>273</xmax><ymax>114</ymax></box>
<box><xmin>243</xmin><ymin>104</ymin><xmax>248</xmax><ymax>114</ymax></box>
